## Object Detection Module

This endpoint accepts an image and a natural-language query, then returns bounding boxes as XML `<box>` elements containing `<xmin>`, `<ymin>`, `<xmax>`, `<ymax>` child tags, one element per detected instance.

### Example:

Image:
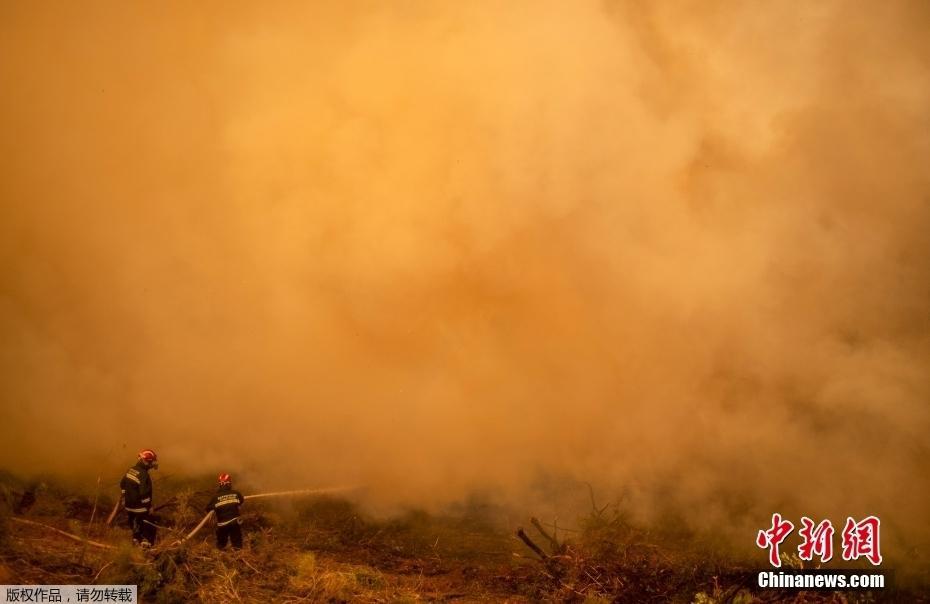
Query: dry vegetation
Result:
<box><xmin>0</xmin><ymin>472</ymin><xmax>921</xmax><ymax>603</ymax></box>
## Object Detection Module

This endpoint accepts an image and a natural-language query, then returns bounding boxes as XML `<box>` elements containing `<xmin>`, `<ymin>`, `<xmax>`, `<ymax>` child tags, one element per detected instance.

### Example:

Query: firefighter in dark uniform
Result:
<box><xmin>205</xmin><ymin>473</ymin><xmax>245</xmax><ymax>550</ymax></box>
<box><xmin>120</xmin><ymin>449</ymin><xmax>158</xmax><ymax>547</ymax></box>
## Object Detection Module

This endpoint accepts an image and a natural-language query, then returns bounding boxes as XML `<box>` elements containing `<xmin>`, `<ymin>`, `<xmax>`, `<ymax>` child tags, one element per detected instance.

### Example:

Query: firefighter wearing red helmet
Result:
<box><xmin>205</xmin><ymin>473</ymin><xmax>245</xmax><ymax>550</ymax></box>
<box><xmin>120</xmin><ymin>449</ymin><xmax>158</xmax><ymax>547</ymax></box>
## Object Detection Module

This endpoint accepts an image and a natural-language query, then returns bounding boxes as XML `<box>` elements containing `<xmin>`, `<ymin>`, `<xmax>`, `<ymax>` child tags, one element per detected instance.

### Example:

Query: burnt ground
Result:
<box><xmin>0</xmin><ymin>473</ymin><xmax>924</xmax><ymax>603</ymax></box>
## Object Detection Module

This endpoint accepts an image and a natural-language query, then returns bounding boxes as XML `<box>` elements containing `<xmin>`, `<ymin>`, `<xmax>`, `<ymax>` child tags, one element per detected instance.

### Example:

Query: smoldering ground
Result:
<box><xmin>1</xmin><ymin>1</ymin><xmax>928</xmax><ymax>564</ymax></box>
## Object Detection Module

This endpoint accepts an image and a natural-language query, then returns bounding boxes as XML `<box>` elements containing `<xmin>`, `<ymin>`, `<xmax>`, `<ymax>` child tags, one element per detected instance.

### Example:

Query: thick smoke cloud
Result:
<box><xmin>1</xmin><ymin>1</ymin><xmax>928</xmax><ymax>559</ymax></box>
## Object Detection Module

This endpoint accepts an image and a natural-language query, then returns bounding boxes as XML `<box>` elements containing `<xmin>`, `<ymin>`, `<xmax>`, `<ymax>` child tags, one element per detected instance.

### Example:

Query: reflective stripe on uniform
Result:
<box><xmin>215</xmin><ymin>499</ymin><xmax>239</xmax><ymax>507</ymax></box>
<box><xmin>140</xmin><ymin>498</ymin><xmax>151</xmax><ymax>503</ymax></box>
<box><xmin>216</xmin><ymin>516</ymin><xmax>241</xmax><ymax>527</ymax></box>
<box><xmin>125</xmin><ymin>506</ymin><xmax>148</xmax><ymax>513</ymax></box>
<box><xmin>124</xmin><ymin>473</ymin><xmax>141</xmax><ymax>484</ymax></box>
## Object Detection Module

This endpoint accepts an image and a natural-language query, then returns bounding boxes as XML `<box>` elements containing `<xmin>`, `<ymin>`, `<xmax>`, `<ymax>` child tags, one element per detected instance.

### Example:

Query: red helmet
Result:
<box><xmin>218</xmin><ymin>473</ymin><xmax>231</xmax><ymax>486</ymax></box>
<box><xmin>138</xmin><ymin>449</ymin><xmax>158</xmax><ymax>463</ymax></box>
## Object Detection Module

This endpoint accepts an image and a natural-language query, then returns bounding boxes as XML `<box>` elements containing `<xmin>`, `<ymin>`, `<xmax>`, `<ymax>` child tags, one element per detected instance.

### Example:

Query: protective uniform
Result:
<box><xmin>120</xmin><ymin>450</ymin><xmax>157</xmax><ymax>547</ymax></box>
<box><xmin>205</xmin><ymin>474</ymin><xmax>245</xmax><ymax>550</ymax></box>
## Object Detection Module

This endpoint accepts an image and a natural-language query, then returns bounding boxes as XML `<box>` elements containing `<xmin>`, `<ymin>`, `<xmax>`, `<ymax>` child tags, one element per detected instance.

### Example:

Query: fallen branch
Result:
<box><xmin>92</xmin><ymin>562</ymin><xmax>113</xmax><ymax>583</ymax></box>
<box><xmin>105</xmin><ymin>495</ymin><xmax>122</xmax><ymax>526</ymax></box>
<box><xmin>585</xmin><ymin>482</ymin><xmax>609</xmax><ymax>517</ymax></box>
<box><xmin>531</xmin><ymin>517</ymin><xmax>560</xmax><ymax>552</ymax></box>
<box><xmin>143</xmin><ymin>518</ymin><xmax>180</xmax><ymax>533</ymax></box>
<box><xmin>88</xmin><ymin>475</ymin><xmax>101</xmax><ymax>528</ymax></box>
<box><xmin>11</xmin><ymin>517</ymin><xmax>116</xmax><ymax>550</ymax></box>
<box><xmin>516</xmin><ymin>528</ymin><xmax>548</xmax><ymax>561</ymax></box>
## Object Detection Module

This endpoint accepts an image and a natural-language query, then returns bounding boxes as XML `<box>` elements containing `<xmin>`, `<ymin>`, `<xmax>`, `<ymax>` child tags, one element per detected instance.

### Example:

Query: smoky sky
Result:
<box><xmin>1</xmin><ymin>1</ymin><xmax>929</xmax><ymax>559</ymax></box>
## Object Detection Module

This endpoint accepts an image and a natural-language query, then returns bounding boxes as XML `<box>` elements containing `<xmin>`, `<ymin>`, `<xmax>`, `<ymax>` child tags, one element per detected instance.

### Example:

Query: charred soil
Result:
<box><xmin>0</xmin><ymin>474</ymin><xmax>922</xmax><ymax>603</ymax></box>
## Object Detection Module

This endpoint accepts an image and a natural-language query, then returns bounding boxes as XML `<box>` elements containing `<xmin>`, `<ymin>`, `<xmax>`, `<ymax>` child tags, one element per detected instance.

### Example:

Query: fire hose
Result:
<box><xmin>175</xmin><ymin>486</ymin><xmax>359</xmax><ymax>545</ymax></box>
<box><xmin>11</xmin><ymin>485</ymin><xmax>359</xmax><ymax>550</ymax></box>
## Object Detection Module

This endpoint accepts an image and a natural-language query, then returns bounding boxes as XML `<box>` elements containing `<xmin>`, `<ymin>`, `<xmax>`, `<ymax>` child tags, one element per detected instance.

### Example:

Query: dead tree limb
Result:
<box><xmin>105</xmin><ymin>494</ymin><xmax>122</xmax><ymax>526</ymax></box>
<box><xmin>143</xmin><ymin>518</ymin><xmax>180</xmax><ymax>533</ymax></box>
<box><xmin>11</xmin><ymin>517</ymin><xmax>116</xmax><ymax>550</ymax></box>
<box><xmin>153</xmin><ymin>496</ymin><xmax>178</xmax><ymax>512</ymax></box>
<box><xmin>585</xmin><ymin>482</ymin><xmax>609</xmax><ymax>517</ymax></box>
<box><xmin>516</xmin><ymin>528</ymin><xmax>548</xmax><ymax>561</ymax></box>
<box><xmin>531</xmin><ymin>517</ymin><xmax>560</xmax><ymax>552</ymax></box>
<box><xmin>88</xmin><ymin>475</ymin><xmax>101</xmax><ymax>528</ymax></box>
